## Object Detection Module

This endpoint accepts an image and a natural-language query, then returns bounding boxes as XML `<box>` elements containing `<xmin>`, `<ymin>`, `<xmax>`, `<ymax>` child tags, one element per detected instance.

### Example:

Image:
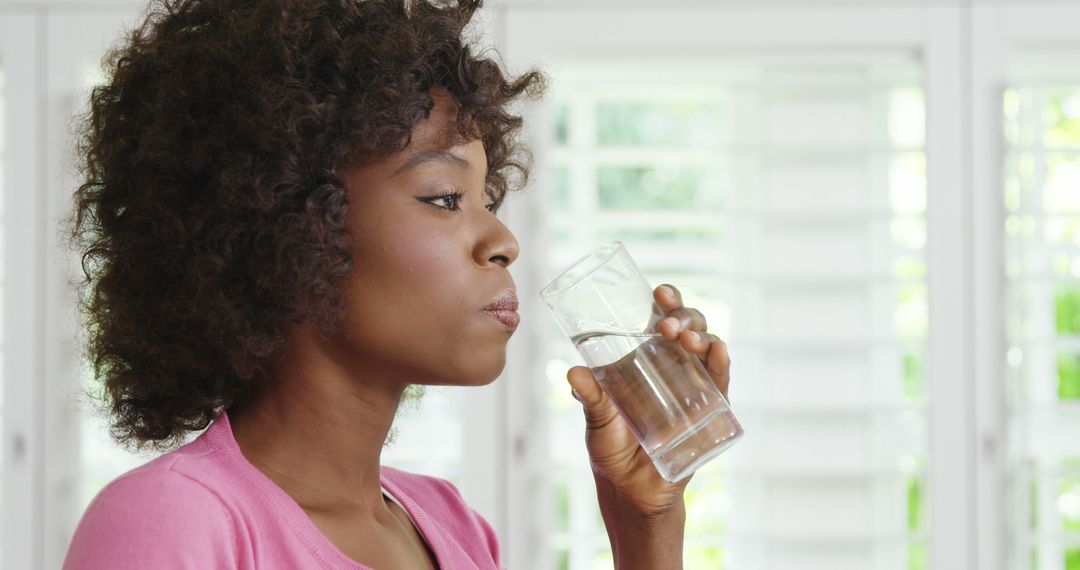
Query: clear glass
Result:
<box><xmin>539</xmin><ymin>241</ymin><xmax>743</xmax><ymax>483</ymax></box>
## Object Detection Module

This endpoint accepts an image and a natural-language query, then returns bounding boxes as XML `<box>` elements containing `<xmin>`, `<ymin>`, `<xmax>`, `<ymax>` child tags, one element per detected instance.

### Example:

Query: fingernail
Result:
<box><xmin>660</xmin><ymin>285</ymin><xmax>674</xmax><ymax>299</ymax></box>
<box><xmin>570</xmin><ymin>388</ymin><xmax>583</xmax><ymax>403</ymax></box>
<box><xmin>689</xmin><ymin>331</ymin><xmax>700</xmax><ymax>343</ymax></box>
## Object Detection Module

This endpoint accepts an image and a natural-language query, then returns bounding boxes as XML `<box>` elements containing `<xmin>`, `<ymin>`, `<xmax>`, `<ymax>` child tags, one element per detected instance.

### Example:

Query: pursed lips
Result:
<box><xmin>482</xmin><ymin>290</ymin><xmax>519</xmax><ymax>330</ymax></box>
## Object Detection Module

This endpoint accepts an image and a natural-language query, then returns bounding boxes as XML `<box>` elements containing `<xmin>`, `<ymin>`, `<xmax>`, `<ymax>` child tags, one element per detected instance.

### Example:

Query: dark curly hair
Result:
<box><xmin>64</xmin><ymin>0</ymin><xmax>546</xmax><ymax>452</ymax></box>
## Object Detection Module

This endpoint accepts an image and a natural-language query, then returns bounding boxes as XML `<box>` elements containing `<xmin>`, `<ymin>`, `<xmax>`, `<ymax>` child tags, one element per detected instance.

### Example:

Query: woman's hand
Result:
<box><xmin>566</xmin><ymin>283</ymin><xmax>732</xmax><ymax>520</ymax></box>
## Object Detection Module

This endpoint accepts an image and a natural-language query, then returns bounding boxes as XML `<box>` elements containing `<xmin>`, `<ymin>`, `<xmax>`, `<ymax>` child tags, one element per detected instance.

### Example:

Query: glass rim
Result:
<box><xmin>538</xmin><ymin>240</ymin><xmax>624</xmax><ymax>301</ymax></box>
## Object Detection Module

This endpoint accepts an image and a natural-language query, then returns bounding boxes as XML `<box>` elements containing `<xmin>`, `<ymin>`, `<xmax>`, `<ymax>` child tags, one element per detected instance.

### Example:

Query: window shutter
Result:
<box><xmin>540</xmin><ymin>58</ymin><xmax>929</xmax><ymax>570</ymax></box>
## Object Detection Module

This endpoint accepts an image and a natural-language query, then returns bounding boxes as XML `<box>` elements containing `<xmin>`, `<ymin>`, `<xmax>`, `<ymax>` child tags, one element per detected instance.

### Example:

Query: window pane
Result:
<box><xmin>1044</xmin><ymin>90</ymin><xmax>1080</xmax><ymax>148</ymax></box>
<box><xmin>1005</xmin><ymin>82</ymin><xmax>1080</xmax><ymax>568</ymax></box>
<box><xmin>1045</xmin><ymin>155</ymin><xmax>1080</xmax><ymax>212</ymax></box>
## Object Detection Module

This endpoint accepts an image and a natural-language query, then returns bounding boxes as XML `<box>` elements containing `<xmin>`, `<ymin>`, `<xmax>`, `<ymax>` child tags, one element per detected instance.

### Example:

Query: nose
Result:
<box><xmin>476</xmin><ymin>212</ymin><xmax>519</xmax><ymax>268</ymax></box>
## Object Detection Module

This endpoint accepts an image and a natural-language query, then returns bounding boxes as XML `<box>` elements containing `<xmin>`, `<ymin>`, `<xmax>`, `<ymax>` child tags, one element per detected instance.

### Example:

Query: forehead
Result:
<box><xmin>406</xmin><ymin>89</ymin><xmax>480</xmax><ymax>153</ymax></box>
<box><xmin>341</xmin><ymin>89</ymin><xmax>483</xmax><ymax>181</ymax></box>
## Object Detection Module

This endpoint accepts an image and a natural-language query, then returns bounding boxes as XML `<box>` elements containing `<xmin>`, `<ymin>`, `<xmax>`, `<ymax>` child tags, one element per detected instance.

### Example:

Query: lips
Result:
<box><xmin>484</xmin><ymin>289</ymin><xmax>518</xmax><ymax>312</ymax></box>
<box><xmin>483</xmin><ymin>289</ymin><xmax>519</xmax><ymax>330</ymax></box>
<box><xmin>483</xmin><ymin>309</ymin><xmax>520</xmax><ymax>330</ymax></box>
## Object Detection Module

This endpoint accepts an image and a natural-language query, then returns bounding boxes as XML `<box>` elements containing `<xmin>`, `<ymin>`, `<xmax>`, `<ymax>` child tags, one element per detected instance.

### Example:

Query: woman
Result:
<box><xmin>62</xmin><ymin>0</ymin><xmax>732</xmax><ymax>568</ymax></box>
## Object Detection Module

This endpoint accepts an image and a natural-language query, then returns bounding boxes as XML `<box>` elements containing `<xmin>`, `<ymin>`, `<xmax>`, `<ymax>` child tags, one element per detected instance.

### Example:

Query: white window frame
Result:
<box><xmin>2</xmin><ymin>7</ymin><xmax>44</xmax><ymax>570</ymax></box>
<box><xmin>2</xmin><ymin>6</ymin><xmax>189</xmax><ymax>569</ymax></box>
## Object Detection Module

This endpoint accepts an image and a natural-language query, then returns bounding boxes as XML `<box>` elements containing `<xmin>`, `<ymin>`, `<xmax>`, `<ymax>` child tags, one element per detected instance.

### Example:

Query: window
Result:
<box><xmin>1004</xmin><ymin>68</ymin><xmax>1080</xmax><ymax>570</ymax></box>
<box><xmin>539</xmin><ymin>58</ymin><xmax>928</xmax><ymax>569</ymax></box>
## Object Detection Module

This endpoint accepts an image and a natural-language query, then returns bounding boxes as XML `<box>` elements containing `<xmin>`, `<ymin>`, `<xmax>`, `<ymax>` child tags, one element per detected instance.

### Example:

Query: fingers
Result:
<box><xmin>567</xmin><ymin>366</ymin><xmax>621</xmax><ymax>431</ymax></box>
<box><xmin>677</xmin><ymin>329</ymin><xmax>711</xmax><ymax>359</ymax></box>
<box><xmin>654</xmin><ymin>284</ymin><xmax>682</xmax><ymax>311</ymax></box>
<box><xmin>674</xmin><ymin>329</ymin><xmax>721</xmax><ymax>370</ymax></box>
<box><xmin>674</xmin><ymin>330</ymin><xmax>733</xmax><ymax>400</ymax></box>
<box><xmin>652</xmin><ymin>283</ymin><xmax>732</xmax><ymax>399</ymax></box>
<box><xmin>655</xmin><ymin>307</ymin><xmax>708</xmax><ymax>339</ymax></box>
<box><xmin>653</xmin><ymin>284</ymin><xmax>708</xmax><ymax>340</ymax></box>
<box><xmin>705</xmin><ymin>334</ymin><xmax>732</xmax><ymax>399</ymax></box>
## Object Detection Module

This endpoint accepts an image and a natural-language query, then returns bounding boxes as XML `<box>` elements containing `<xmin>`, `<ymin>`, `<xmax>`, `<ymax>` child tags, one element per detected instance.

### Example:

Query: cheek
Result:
<box><xmin>332</xmin><ymin>197</ymin><xmax>511</xmax><ymax>383</ymax></box>
<box><xmin>336</xmin><ymin>228</ymin><xmax>469</xmax><ymax>359</ymax></box>
<box><xmin>355</xmin><ymin>228</ymin><xmax>463</xmax><ymax>325</ymax></box>
<box><xmin>386</xmin><ymin>230</ymin><xmax>466</xmax><ymax>308</ymax></box>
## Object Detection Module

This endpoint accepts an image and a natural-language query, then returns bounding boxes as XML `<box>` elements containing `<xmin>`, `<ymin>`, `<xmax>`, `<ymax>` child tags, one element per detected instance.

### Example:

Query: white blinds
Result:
<box><xmin>540</xmin><ymin>58</ymin><xmax>929</xmax><ymax>570</ymax></box>
<box><xmin>1004</xmin><ymin>77</ymin><xmax>1080</xmax><ymax>570</ymax></box>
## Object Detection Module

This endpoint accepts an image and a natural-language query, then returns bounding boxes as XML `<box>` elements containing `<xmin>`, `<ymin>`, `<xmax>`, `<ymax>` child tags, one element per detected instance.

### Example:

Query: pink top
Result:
<box><xmin>62</xmin><ymin>410</ymin><xmax>502</xmax><ymax>569</ymax></box>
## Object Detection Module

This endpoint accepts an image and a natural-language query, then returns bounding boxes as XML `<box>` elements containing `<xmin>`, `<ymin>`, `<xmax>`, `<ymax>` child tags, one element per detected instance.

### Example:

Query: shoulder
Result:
<box><xmin>382</xmin><ymin>466</ymin><xmax>471</xmax><ymax>506</ymax></box>
<box><xmin>382</xmin><ymin>466</ymin><xmax>503</xmax><ymax>567</ymax></box>
<box><xmin>63</xmin><ymin>456</ymin><xmax>239</xmax><ymax>569</ymax></box>
<box><xmin>382</xmin><ymin>466</ymin><xmax>490</xmax><ymax>529</ymax></box>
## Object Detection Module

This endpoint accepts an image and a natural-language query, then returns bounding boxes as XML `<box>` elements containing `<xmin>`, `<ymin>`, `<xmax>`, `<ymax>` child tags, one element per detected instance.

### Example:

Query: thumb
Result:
<box><xmin>567</xmin><ymin>366</ymin><xmax>620</xmax><ymax>430</ymax></box>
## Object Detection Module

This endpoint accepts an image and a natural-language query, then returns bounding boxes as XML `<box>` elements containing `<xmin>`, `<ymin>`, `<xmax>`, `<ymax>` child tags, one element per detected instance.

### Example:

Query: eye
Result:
<box><xmin>421</xmin><ymin>190</ymin><xmax>499</xmax><ymax>214</ymax></box>
<box><xmin>423</xmin><ymin>190</ymin><xmax>466</xmax><ymax>212</ymax></box>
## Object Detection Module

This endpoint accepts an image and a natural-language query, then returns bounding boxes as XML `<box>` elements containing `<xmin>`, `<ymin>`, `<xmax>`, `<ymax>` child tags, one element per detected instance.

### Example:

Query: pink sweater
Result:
<box><xmin>63</xmin><ymin>410</ymin><xmax>503</xmax><ymax>569</ymax></box>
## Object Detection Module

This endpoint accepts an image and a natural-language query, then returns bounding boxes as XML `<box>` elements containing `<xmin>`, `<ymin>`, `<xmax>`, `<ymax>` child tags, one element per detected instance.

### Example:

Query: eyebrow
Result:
<box><xmin>391</xmin><ymin>150</ymin><xmax>470</xmax><ymax>178</ymax></box>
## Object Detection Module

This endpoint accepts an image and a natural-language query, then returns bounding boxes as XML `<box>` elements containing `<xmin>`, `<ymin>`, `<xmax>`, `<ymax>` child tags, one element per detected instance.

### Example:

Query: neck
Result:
<box><xmin>228</xmin><ymin>323</ymin><xmax>408</xmax><ymax>515</ymax></box>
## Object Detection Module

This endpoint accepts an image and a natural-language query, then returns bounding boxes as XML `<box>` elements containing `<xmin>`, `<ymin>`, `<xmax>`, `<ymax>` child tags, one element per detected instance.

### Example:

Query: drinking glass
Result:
<box><xmin>540</xmin><ymin>241</ymin><xmax>743</xmax><ymax>483</ymax></box>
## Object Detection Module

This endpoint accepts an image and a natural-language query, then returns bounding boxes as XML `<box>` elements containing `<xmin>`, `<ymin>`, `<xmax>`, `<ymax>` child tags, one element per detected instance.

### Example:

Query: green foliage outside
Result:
<box><xmin>909</xmin><ymin>542</ymin><xmax>927</xmax><ymax>570</ymax></box>
<box><xmin>596</xmin><ymin>166</ymin><xmax>718</xmax><ymax>210</ymax></box>
<box><xmin>684</xmin><ymin>474</ymin><xmax>728</xmax><ymax>535</ymax></box>
<box><xmin>685</xmin><ymin>547</ymin><xmax>725</xmax><ymax>568</ymax></box>
<box><xmin>1056</xmin><ymin>288</ymin><xmax>1080</xmax><ymax>400</ymax></box>
<box><xmin>1069</xmin><ymin>458</ymin><xmax>1080</xmax><ymax>570</ymax></box>
<box><xmin>1056</xmin><ymin>289</ymin><xmax>1080</xmax><ymax>335</ymax></box>
<box><xmin>554</xmin><ymin>103</ymin><xmax>570</xmax><ymax>145</ymax></box>
<box><xmin>1059</xmin><ymin>354</ymin><xmax>1080</xmax><ymax>400</ymax></box>
<box><xmin>896</xmin><ymin>283</ymin><xmax>928</xmax><ymax>340</ymax></box>
<box><xmin>1045</xmin><ymin>91</ymin><xmax>1080</xmax><ymax>148</ymax></box>
<box><xmin>903</xmin><ymin>352</ymin><xmax>924</xmax><ymax>403</ymax></box>
<box><xmin>907</xmin><ymin>475</ymin><xmax>925</xmax><ymax>532</ymax></box>
<box><xmin>554</xmin><ymin>478</ymin><xmax>569</xmax><ymax>531</ymax></box>
<box><xmin>552</xmin><ymin>166</ymin><xmax>569</xmax><ymax>211</ymax></box>
<box><xmin>556</xmin><ymin>550</ymin><xmax>570</xmax><ymax>570</ymax></box>
<box><xmin>1061</xmin><ymin>458</ymin><xmax>1080</xmax><ymax>533</ymax></box>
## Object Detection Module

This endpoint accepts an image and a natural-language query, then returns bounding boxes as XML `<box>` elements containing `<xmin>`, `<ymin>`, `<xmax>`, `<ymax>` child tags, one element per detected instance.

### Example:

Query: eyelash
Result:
<box><xmin>423</xmin><ymin>190</ymin><xmax>498</xmax><ymax>214</ymax></box>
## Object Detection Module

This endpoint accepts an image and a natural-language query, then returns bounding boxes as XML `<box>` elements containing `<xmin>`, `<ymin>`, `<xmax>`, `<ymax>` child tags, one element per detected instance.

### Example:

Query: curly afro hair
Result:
<box><xmin>65</xmin><ymin>0</ymin><xmax>546</xmax><ymax>452</ymax></box>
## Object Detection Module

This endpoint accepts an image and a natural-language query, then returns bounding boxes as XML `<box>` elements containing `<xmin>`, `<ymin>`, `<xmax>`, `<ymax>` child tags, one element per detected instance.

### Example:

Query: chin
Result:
<box><xmin>463</xmin><ymin>365</ymin><xmax>505</xmax><ymax>387</ymax></box>
<box><xmin>457</xmin><ymin>335</ymin><xmax>509</xmax><ymax>384</ymax></box>
<box><xmin>419</xmin><ymin>354</ymin><xmax>506</xmax><ymax>387</ymax></box>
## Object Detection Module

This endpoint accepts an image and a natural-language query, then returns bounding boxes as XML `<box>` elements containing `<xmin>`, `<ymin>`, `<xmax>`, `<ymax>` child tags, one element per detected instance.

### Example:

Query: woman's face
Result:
<box><xmin>332</xmin><ymin>89</ymin><xmax>520</xmax><ymax>388</ymax></box>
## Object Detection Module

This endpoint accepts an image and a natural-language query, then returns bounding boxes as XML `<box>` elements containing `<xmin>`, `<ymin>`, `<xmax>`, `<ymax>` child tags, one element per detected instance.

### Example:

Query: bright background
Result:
<box><xmin>2</xmin><ymin>1</ymin><xmax>1079</xmax><ymax>569</ymax></box>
